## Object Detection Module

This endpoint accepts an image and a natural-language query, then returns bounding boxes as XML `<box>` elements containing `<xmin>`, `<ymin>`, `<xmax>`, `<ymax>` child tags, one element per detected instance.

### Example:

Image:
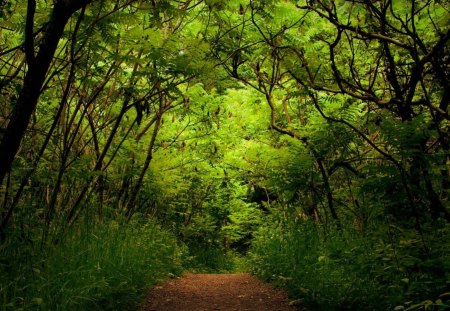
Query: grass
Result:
<box><xmin>5</xmin><ymin>204</ymin><xmax>447</xmax><ymax>311</ymax></box>
<box><xmin>0</xmin><ymin>218</ymin><xmax>184</xmax><ymax>310</ymax></box>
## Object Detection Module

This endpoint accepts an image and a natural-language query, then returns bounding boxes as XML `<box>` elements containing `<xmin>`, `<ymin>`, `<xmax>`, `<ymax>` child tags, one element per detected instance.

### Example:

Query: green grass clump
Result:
<box><xmin>182</xmin><ymin>243</ymin><xmax>244</xmax><ymax>273</ymax></box>
<box><xmin>248</xmin><ymin>218</ymin><xmax>450</xmax><ymax>310</ymax></box>
<box><xmin>0</xmin><ymin>219</ymin><xmax>184</xmax><ymax>310</ymax></box>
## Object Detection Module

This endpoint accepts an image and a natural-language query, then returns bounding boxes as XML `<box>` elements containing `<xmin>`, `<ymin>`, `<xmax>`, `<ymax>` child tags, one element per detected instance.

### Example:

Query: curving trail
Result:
<box><xmin>139</xmin><ymin>273</ymin><xmax>304</xmax><ymax>311</ymax></box>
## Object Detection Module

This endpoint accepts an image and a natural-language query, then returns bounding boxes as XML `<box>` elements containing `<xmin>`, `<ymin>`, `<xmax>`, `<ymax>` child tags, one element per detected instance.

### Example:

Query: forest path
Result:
<box><xmin>139</xmin><ymin>273</ymin><xmax>304</xmax><ymax>311</ymax></box>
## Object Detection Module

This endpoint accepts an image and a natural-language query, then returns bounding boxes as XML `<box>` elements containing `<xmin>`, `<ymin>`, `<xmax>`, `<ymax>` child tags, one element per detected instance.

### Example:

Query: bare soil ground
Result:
<box><xmin>139</xmin><ymin>273</ymin><xmax>304</xmax><ymax>311</ymax></box>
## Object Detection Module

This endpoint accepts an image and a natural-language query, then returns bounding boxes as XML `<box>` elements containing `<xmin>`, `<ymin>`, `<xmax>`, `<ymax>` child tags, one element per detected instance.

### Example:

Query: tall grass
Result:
<box><xmin>0</xmin><ymin>218</ymin><xmax>184</xmax><ymax>310</ymax></box>
<box><xmin>249</xmin><ymin>217</ymin><xmax>450</xmax><ymax>310</ymax></box>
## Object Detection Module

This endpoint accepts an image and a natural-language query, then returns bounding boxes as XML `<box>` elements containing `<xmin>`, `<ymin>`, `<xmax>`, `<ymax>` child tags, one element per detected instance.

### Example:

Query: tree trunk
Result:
<box><xmin>126</xmin><ymin>115</ymin><xmax>162</xmax><ymax>219</ymax></box>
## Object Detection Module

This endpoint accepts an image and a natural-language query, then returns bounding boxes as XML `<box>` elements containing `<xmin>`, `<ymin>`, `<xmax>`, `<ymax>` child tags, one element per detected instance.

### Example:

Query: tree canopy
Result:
<box><xmin>0</xmin><ymin>0</ymin><xmax>449</xmax><ymax>310</ymax></box>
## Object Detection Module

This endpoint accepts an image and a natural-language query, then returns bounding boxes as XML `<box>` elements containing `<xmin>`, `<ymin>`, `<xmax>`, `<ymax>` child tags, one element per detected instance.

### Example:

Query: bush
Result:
<box><xmin>182</xmin><ymin>241</ymin><xmax>247</xmax><ymax>273</ymax></box>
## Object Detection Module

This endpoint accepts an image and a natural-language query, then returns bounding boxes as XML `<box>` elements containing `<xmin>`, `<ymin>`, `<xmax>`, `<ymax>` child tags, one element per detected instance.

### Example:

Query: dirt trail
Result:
<box><xmin>139</xmin><ymin>273</ymin><xmax>303</xmax><ymax>311</ymax></box>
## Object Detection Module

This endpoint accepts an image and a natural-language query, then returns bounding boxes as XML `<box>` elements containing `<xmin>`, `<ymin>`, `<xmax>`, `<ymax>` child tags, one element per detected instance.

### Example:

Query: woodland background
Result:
<box><xmin>0</xmin><ymin>0</ymin><xmax>449</xmax><ymax>310</ymax></box>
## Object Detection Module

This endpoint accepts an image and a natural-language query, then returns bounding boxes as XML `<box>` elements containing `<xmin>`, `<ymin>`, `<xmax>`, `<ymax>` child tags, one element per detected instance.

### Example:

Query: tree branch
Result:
<box><xmin>25</xmin><ymin>0</ymin><xmax>36</xmax><ymax>66</ymax></box>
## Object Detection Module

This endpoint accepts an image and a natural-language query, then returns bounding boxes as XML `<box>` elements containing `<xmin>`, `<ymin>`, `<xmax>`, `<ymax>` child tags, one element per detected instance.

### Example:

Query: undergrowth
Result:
<box><xmin>0</xmin><ymin>217</ymin><xmax>184</xmax><ymax>310</ymax></box>
<box><xmin>249</xmin><ymin>215</ymin><xmax>450</xmax><ymax>310</ymax></box>
<box><xmin>182</xmin><ymin>243</ymin><xmax>249</xmax><ymax>273</ymax></box>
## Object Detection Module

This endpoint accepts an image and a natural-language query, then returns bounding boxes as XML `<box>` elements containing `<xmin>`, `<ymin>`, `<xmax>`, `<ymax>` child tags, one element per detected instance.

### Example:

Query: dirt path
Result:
<box><xmin>139</xmin><ymin>273</ymin><xmax>303</xmax><ymax>311</ymax></box>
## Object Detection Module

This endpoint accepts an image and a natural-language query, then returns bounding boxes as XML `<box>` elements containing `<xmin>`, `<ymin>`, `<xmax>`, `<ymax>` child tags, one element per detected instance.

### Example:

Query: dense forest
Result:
<box><xmin>0</xmin><ymin>0</ymin><xmax>449</xmax><ymax>310</ymax></box>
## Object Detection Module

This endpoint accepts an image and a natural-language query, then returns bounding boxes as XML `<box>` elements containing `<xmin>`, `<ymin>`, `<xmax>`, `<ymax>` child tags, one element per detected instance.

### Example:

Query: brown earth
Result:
<box><xmin>139</xmin><ymin>273</ymin><xmax>304</xmax><ymax>311</ymax></box>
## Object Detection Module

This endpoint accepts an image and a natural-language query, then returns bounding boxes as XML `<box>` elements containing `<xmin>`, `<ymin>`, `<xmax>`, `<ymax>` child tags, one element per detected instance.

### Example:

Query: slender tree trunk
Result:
<box><xmin>0</xmin><ymin>77</ymin><xmax>74</xmax><ymax>236</ymax></box>
<box><xmin>315</xmin><ymin>157</ymin><xmax>339</xmax><ymax>224</ymax></box>
<box><xmin>126</xmin><ymin>115</ymin><xmax>162</xmax><ymax>219</ymax></box>
<box><xmin>409</xmin><ymin>142</ymin><xmax>450</xmax><ymax>221</ymax></box>
<box><xmin>66</xmin><ymin>101</ymin><xmax>129</xmax><ymax>224</ymax></box>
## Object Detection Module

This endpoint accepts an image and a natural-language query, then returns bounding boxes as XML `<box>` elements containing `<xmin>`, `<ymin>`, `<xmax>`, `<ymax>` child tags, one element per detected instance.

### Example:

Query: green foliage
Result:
<box><xmin>249</xmin><ymin>214</ymin><xmax>450</xmax><ymax>310</ymax></box>
<box><xmin>0</xmin><ymin>217</ymin><xmax>183</xmax><ymax>310</ymax></box>
<box><xmin>0</xmin><ymin>0</ymin><xmax>449</xmax><ymax>310</ymax></box>
<box><xmin>182</xmin><ymin>246</ymin><xmax>238</xmax><ymax>273</ymax></box>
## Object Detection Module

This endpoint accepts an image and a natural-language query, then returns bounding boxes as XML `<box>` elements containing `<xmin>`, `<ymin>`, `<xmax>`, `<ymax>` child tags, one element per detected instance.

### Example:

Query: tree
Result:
<box><xmin>0</xmin><ymin>0</ymin><xmax>212</xmax><ymax>237</ymax></box>
<box><xmin>206</xmin><ymin>0</ymin><xmax>449</xmax><ymax>224</ymax></box>
<box><xmin>0</xmin><ymin>0</ymin><xmax>95</xmax><ymax>185</ymax></box>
